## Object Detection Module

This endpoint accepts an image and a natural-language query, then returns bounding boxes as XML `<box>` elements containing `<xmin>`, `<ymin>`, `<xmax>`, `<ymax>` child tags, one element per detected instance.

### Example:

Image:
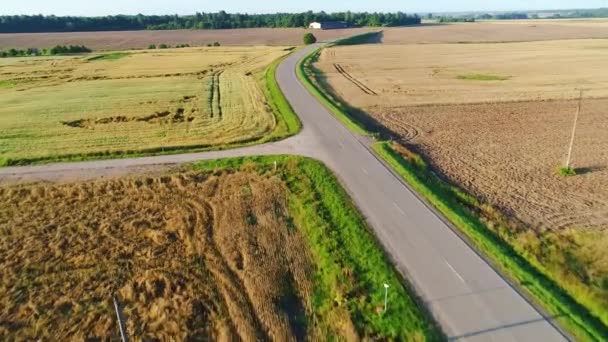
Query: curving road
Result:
<box><xmin>0</xmin><ymin>44</ymin><xmax>567</xmax><ymax>341</ymax></box>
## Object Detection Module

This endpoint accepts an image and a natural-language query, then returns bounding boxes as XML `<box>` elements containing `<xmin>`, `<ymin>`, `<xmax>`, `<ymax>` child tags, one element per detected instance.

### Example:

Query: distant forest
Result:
<box><xmin>0</xmin><ymin>11</ymin><xmax>420</xmax><ymax>33</ymax></box>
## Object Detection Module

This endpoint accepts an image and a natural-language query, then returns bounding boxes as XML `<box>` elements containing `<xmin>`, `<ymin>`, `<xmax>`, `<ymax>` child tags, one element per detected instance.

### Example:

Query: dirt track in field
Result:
<box><xmin>0</xmin><ymin>170</ymin><xmax>315</xmax><ymax>340</ymax></box>
<box><xmin>0</xmin><ymin>27</ymin><xmax>369</xmax><ymax>50</ymax></box>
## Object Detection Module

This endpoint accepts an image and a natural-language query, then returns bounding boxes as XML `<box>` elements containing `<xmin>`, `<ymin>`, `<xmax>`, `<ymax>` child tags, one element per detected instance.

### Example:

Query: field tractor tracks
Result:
<box><xmin>378</xmin><ymin>112</ymin><xmax>421</xmax><ymax>142</ymax></box>
<box><xmin>209</xmin><ymin>70</ymin><xmax>224</xmax><ymax>119</ymax></box>
<box><xmin>193</xmin><ymin>198</ymin><xmax>268</xmax><ymax>341</ymax></box>
<box><xmin>333</xmin><ymin>63</ymin><xmax>377</xmax><ymax>96</ymax></box>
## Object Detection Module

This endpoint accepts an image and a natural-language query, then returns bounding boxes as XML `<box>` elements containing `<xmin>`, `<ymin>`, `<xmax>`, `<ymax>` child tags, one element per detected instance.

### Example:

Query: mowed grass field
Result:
<box><xmin>312</xmin><ymin>25</ymin><xmax>608</xmax><ymax>339</ymax></box>
<box><xmin>0</xmin><ymin>157</ymin><xmax>440</xmax><ymax>340</ymax></box>
<box><xmin>0</xmin><ymin>46</ymin><xmax>289</xmax><ymax>165</ymax></box>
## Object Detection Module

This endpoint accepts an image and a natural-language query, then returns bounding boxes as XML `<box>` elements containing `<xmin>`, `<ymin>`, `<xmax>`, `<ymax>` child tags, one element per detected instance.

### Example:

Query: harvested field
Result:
<box><xmin>0</xmin><ymin>27</ymin><xmax>369</xmax><ymax>50</ymax></box>
<box><xmin>0</xmin><ymin>47</ymin><xmax>287</xmax><ymax>164</ymax></box>
<box><xmin>316</xmin><ymin>39</ymin><xmax>608</xmax><ymax>107</ymax></box>
<box><xmin>374</xmin><ymin>99</ymin><xmax>608</xmax><ymax>233</ymax></box>
<box><xmin>316</xmin><ymin>39</ymin><xmax>608</xmax><ymax>232</ymax></box>
<box><xmin>381</xmin><ymin>20</ymin><xmax>608</xmax><ymax>44</ymax></box>
<box><xmin>0</xmin><ymin>157</ymin><xmax>439</xmax><ymax>340</ymax></box>
<box><xmin>313</xmin><ymin>33</ymin><xmax>608</xmax><ymax>328</ymax></box>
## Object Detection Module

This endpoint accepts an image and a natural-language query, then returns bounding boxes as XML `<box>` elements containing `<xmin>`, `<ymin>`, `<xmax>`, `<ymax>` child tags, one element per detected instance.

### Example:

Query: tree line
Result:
<box><xmin>0</xmin><ymin>11</ymin><xmax>420</xmax><ymax>33</ymax></box>
<box><xmin>0</xmin><ymin>45</ymin><xmax>91</xmax><ymax>58</ymax></box>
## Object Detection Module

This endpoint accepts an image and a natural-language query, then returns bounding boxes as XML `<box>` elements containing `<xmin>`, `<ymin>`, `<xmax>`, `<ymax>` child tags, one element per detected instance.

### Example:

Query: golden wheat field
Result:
<box><xmin>0</xmin><ymin>169</ymin><xmax>316</xmax><ymax>340</ymax></box>
<box><xmin>0</xmin><ymin>46</ymin><xmax>287</xmax><ymax>164</ymax></box>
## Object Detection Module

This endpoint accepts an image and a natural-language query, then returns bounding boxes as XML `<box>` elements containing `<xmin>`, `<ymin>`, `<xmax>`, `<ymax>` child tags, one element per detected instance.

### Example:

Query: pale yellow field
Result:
<box><xmin>0</xmin><ymin>46</ymin><xmax>287</xmax><ymax>163</ymax></box>
<box><xmin>317</xmin><ymin>39</ymin><xmax>608</xmax><ymax>108</ymax></box>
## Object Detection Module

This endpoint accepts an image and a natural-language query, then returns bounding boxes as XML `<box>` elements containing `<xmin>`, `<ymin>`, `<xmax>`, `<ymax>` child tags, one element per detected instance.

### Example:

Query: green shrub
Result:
<box><xmin>303</xmin><ymin>33</ymin><xmax>317</xmax><ymax>45</ymax></box>
<box><xmin>158</xmin><ymin>43</ymin><xmax>169</xmax><ymax>49</ymax></box>
<box><xmin>148</xmin><ymin>44</ymin><xmax>156</xmax><ymax>49</ymax></box>
<box><xmin>558</xmin><ymin>166</ymin><xmax>577</xmax><ymax>177</ymax></box>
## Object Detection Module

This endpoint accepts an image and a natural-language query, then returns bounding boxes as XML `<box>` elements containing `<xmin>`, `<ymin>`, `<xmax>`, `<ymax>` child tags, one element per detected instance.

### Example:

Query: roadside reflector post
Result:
<box><xmin>383</xmin><ymin>283</ymin><xmax>390</xmax><ymax>313</ymax></box>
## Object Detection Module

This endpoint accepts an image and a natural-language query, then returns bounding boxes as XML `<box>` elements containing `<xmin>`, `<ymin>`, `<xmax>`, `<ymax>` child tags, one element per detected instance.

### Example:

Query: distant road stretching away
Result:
<box><xmin>0</xmin><ymin>44</ymin><xmax>567</xmax><ymax>341</ymax></box>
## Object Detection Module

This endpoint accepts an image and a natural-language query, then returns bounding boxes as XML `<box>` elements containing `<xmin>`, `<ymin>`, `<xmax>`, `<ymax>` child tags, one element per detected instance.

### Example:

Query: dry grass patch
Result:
<box><xmin>0</xmin><ymin>47</ymin><xmax>287</xmax><ymax>164</ymax></box>
<box><xmin>0</xmin><ymin>171</ymin><xmax>314</xmax><ymax>340</ymax></box>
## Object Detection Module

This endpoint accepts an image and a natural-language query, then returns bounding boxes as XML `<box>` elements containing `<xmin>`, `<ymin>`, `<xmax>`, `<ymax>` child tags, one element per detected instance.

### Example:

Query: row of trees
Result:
<box><xmin>437</xmin><ymin>17</ymin><xmax>476</xmax><ymax>23</ymax></box>
<box><xmin>0</xmin><ymin>45</ymin><xmax>91</xmax><ymax>58</ymax></box>
<box><xmin>0</xmin><ymin>11</ymin><xmax>420</xmax><ymax>33</ymax></box>
<box><xmin>147</xmin><ymin>42</ymin><xmax>220</xmax><ymax>49</ymax></box>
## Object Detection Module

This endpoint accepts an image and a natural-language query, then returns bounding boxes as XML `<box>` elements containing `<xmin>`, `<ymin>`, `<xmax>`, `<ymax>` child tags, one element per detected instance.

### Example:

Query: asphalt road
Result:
<box><xmin>276</xmin><ymin>44</ymin><xmax>567</xmax><ymax>341</ymax></box>
<box><xmin>0</xmin><ymin>43</ymin><xmax>567</xmax><ymax>341</ymax></box>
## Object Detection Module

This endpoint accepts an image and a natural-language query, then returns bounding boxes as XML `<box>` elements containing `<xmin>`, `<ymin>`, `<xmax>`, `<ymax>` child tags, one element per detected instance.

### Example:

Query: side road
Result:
<box><xmin>0</xmin><ymin>44</ymin><xmax>566</xmax><ymax>341</ymax></box>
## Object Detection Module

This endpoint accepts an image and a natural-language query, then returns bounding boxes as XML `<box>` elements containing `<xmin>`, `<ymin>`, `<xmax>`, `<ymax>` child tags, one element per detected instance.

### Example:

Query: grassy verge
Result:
<box><xmin>0</xmin><ymin>52</ymin><xmax>300</xmax><ymax>167</ymax></box>
<box><xmin>373</xmin><ymin>142</ymin><xmax>608</xmax><ymax>341</ymax></box>
<box><xmin>333</xmin><ymin>31</ymin><xmax>383</xmax><ymax>45</ymax></box>
<box><xmin>296</xmin><ymin>48</ymin><xmax>370</xmax><ymax>135</ymax></box>
<box><xmin>258</xmin><ymin>51</ymin><xmax>302</xmax><ymax>141</ymax></box>
<box><xmin>87</xmin><ymin>52</ymin><xmax>130</xmax><ymax>61</ymax></box>
<box><xmin>192</xmin><ymin>155</ymin><xmax>442</xmax><ymax>340</ymax></box>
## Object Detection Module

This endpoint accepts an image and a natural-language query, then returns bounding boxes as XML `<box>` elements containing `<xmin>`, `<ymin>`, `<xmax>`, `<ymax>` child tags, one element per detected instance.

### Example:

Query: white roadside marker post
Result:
<box><xmin>383</xmin><ymin>283</ymin><xmax>390</xmax><ymax>313</ymax></box>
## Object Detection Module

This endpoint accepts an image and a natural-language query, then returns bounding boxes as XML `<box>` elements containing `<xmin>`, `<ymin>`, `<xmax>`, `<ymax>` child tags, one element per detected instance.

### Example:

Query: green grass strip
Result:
<box><xmin>87</xmin><ymin>52</ymin><xmax>130</xmax><ymax>61</ymax></box>
<box><xmin>456</xmin><ymin>73</ymin><xmax>510</xmax><ymax>81</ymax></box>
<box><xmin>260</xmin><ymin>52</ymin><xmax>302</xmax><ymax>141</ymax></box>
<box><xmin>333</xmin><ymin>31</ymin><xmax>383</xmax><ymax>46</ymax></box>
<box><xmin>373</xmin><ymin>141</ymin><xmax>608</xmax><ymax>342</ymax></box>
<box><xmin>192</xmin><ymin>155</ymin><xmax>442</xmax><ymax>340</ymax></box>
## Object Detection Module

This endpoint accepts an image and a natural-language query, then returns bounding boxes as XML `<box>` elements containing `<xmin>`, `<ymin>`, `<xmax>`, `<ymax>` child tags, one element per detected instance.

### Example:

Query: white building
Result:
<box><xmin>308</xmin><ymin>21</ymin><xmax>348</xmax><ymax>30</ymax></box>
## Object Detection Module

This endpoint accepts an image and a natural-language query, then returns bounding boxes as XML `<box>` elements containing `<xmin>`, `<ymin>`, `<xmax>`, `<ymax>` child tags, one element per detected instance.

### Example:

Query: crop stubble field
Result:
<box><xmin>0</xmin><ymin>46</ymin><xmax>289</xmax><ymax>164</ymax></box>
<box><xmin>0</xmin><ymin>27</ymin><xmax>370</xmax><ymax>50</ymax></box>
<box><xmin>0</xmin><ymin>157</ymin><xmax>439</xmax><ymax>340</ymax></box>
<box><xmin>314</xmin><ymin>21</ymin><xmax>608</xmax><ymax>335</ymax></box>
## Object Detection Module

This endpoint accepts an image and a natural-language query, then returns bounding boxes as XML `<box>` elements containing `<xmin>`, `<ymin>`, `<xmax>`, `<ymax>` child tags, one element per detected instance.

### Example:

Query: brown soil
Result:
<box><xmin>0</xmin><ymin>27</ymin><xmax>370</xmax><ymax>50</ymax></box>
<box><xmin>381</xmin><ymin>21</ymin><xmax>608</xmax><ymax>44</ymax></box>
<box><xmin>0</xmin><ymin>170</ymin><xmax>315</xmax><ymax>340</ymax></box>
<box><xmin>373</xmin><ymin>98</ymin><xmax>608</xmax><ymax>232</ymax></box>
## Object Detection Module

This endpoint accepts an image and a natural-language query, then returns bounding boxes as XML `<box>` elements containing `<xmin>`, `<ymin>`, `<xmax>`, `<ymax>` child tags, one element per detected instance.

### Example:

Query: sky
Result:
<box><xmin>1</xmin><ymin>0</ymin><xmax>607</xmax><ymax>16</ymax></box>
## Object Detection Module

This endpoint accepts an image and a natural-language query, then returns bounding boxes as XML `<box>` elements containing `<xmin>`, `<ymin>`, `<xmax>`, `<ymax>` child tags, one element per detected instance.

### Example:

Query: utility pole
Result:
<box><xmin>565</xmin><ymin>89</ymin><xmax>583</xmax><ymax>169</ymax></box>
<box><xmin>383</xmin><ymin>283</ymin><xmax>390</xmax><ymax>313</ymax></box>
